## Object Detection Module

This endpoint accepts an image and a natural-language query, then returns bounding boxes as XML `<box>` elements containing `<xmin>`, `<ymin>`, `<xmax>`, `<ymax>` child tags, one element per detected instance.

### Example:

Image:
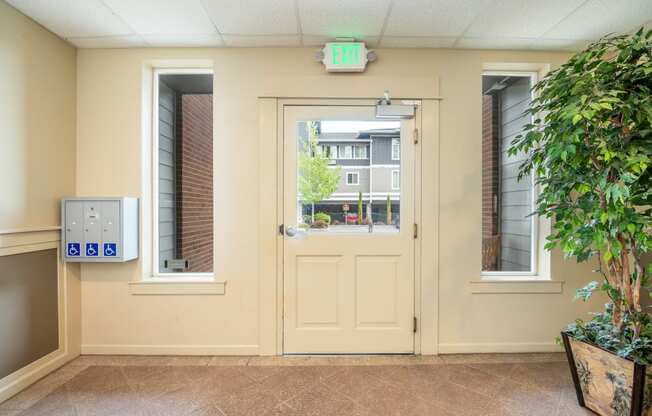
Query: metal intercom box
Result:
<box><xmin>61</xmin><ymin>197</ymin><xmax>139</xmax><ymax>262</ymax></box>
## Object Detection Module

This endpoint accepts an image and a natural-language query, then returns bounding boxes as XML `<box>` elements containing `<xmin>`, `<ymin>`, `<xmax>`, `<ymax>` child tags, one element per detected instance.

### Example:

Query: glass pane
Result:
<box><xmin>297</xmin><ymin>120</ymin><xmax>401</xmax><ymax>234</ymax></box>
<box><xmin>157</xmin><ymin>73</ymin><xmax>213</xmax><ymax>273</ymax></box>
<box><xmin>481</xmin><ymin>74</ymin><xmax>534</xmax><ymax>272</ymax></box>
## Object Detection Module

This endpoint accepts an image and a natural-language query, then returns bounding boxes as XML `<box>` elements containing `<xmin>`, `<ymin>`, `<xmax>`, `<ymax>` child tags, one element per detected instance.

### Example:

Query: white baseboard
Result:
<box><xmin>0</xmin><ymin>349</ymin><xmax>77</xmax><ymax>403</ymax></box>
<box><xmin>81</xmin><ymin>344</ymin><xmax>260</xmax><ymax>356</ymax></box>
<box><xmin>438</xmin><ymin>342</ymin><xmax>563</xmax><ymax>354</ymax></box>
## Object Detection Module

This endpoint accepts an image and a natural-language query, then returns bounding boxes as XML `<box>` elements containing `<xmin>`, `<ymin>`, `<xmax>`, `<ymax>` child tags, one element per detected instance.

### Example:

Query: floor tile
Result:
<box><xmin>2</xmin><ymin>353</ymin><xmax>578</xmax><ymax>416</ymax></box>
<box><xmin>322</xmin><ymin>366</ymin><xmax>386</xmax><ymax>399</ymax></box>
<box><xmin>284</xmin><ymin>383</ymin><xmax>358</xmax><ymax>415</ymax></box>
<box><xmin>208</xmin><ymin>357</ymin><xmax>251</xmax><ymax>366</ymax></box>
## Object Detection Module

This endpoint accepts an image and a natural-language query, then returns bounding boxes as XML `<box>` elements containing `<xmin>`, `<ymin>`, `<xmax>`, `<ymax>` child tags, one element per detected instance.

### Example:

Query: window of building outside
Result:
<box><xmin>391</xmin><ymin>170</ymin><xmax>400</xmax><ymax>190</ymax></box>
<box><xmin>154</xmin><ymin>70</ymin><xmax>213</xmax><ymax>275</ymax></box>
<box><xmin>481</xmin><ymin>72</ymin><xmax>539</xmax><ymax>275</ymax></box>
<box><xmin>346</xmin><ymin>172</ymin><xmax>359</xmax><ymax>185</ymax></box>
<box><xmin>391</xmin><ymin>138</ymin><xmax>400</xmax><ymax>160</ymax></box>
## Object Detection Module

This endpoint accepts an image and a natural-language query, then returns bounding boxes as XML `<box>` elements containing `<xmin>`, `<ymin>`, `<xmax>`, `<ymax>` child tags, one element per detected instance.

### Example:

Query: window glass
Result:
<box><xmin>346</xmin><ymin>172</ymin><xmax>359</xmax><ymax>185</ymax></box>
<box><xmin>296</xmin><ymin>120</ymin><xmax>401</xmax><ymax>233</ymax></box>
<box><xmin>391</xmin><ymin>139</ymin><xmax>400</xmax><ymax>160</ymax></box>
<box><xmin>156</xmin><ymin>72</ymin><xmax>213</xmax><ymax>274</ymax></box>
<box><xmin>391</xmin><ymin>170</ymin><xmax>400</xmax><ymax>190</ymax></box>
<box><xmin>481</xmin><ymin>73</ymin><xmax>534</xmax><ymax>273</ymax></box>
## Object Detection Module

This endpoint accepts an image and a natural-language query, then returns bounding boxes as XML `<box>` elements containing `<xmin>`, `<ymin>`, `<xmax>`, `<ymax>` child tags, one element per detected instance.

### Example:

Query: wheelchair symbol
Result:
<box><xmin>67</xmin><ymin>243</ymin><xmax>80</xmax><ymax>256</ymax></box>
<box><xmin>104</xmin><ymin>243</ymin><xmax>117</xmax><ymax>257</ymax></box>
<box><xmin>86</xmin><ymin>243</ymin><xmax>99</xmax><ymax>257</ymax></box>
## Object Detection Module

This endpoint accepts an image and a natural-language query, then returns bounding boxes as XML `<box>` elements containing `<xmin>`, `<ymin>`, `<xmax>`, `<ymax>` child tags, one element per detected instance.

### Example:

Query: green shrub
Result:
<box><xmin>314</xmin><ymin>212</ymin><xmax>331</xmax><ymax>225</ymax></box>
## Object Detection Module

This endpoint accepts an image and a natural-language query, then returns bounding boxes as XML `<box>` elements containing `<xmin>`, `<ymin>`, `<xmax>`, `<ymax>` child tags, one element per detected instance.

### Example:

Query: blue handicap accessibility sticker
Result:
<box><xmin>104</xmin><ymin>243</ymin><xmax>117</xmax><ymax>257</ymax></box>
<box><xmin>67</xmin><ymin>242</ymin><xmax>81</xmax><ymax>257</ymax></box>
<box><xmin>86</xmin><ymin>243</ymin><xmax>99</xmax><ymax>257</ymax></box>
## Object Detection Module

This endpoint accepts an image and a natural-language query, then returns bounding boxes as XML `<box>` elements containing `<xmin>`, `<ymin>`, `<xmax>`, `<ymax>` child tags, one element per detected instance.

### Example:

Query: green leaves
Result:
<box><xmin>575</xmin><ymin>281</ymin><xmax>599</xmax><ymax>301</ymax></box>
<box><xmin>510</xmin><ymin>29</ymin><xmax>652</xmax><ymax>356</ymax></box>
<box><xmin>297</xmin><ymin>122</ymin><xmax>341</xmax><ymax>206</ymax></box>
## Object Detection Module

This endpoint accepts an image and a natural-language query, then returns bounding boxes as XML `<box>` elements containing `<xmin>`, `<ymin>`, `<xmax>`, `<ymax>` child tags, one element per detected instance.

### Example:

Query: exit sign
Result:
<box><xmin>322</xmin><ymin>42</ymin><xmax>368</xmax><ymax>72</ymax></box>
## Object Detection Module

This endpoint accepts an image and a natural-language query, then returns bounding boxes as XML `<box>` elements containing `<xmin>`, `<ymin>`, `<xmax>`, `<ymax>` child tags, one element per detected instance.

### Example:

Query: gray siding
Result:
<box><xmin>158</xmin><ymin>82</ymin><xmax>176</xmax><ymax>272</ymax></box>
<box><xmin>335</xmin><ymin>167</ymin><xmax>369</xmax><ymax>194</ymax></box>
<box><xmin>498</xmin><ymin>77</ymin><xmax>532</xmax><ymax>272</ymax></box>
<box><xmin>370</xmin><ymin>136</ymin><xmax>400</xmax><ymax>165</ymax></box>
<box><xmin>371</xmin><ymin>167</ymin><xmax>400</xmax><ymax>194</ymax></box>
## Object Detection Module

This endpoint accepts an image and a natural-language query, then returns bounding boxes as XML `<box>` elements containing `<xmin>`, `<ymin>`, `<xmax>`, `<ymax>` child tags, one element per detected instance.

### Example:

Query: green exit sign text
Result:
<box><xmin>322</xmin><ymin>42</ymin><xmax>368</xmax><ymax>72</ymax></box>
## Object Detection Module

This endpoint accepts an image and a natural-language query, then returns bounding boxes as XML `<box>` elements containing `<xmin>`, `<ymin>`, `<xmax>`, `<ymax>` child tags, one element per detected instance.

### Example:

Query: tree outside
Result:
<box><xmin>298</xmin><ymin>121</ymin><xmax>341</xmax><ymax>222</ymax></box>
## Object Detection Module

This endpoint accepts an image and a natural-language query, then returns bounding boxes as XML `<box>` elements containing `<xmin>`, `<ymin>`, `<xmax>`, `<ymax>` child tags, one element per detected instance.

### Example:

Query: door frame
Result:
<box><xmin>281</xmin><ymin>101</ymin><xmax>419</xmax><ymax>354</ymax></box>
<box><xmin>258</xmin><ymin>97</ymin><xmax>440</xmax><ymax>356</ymax></box>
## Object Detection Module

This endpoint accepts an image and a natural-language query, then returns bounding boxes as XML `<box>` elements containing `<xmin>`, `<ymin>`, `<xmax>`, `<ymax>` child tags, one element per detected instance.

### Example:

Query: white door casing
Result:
<box><xmin>282</xmin><ymin>105</ymin><xmax>417</xmax><ymax>354</ymax></box>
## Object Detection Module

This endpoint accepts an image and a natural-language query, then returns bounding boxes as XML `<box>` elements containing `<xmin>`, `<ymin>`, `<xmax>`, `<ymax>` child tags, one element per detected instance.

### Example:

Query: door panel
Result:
<box><xmin>283</xmin><ymin>104</ymin><xmax>416</xmax><ymax>354</ymax></box>
<box><xmin>295</xmin><ymin>256</ymin><xmax>342</xmax><ymax>328</ymax></box>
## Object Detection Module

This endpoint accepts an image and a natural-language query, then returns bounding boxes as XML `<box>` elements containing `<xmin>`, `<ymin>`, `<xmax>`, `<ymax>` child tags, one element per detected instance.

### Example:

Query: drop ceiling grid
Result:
<box><xmin>4</xmin><ymin>0</ymin><xmax>652</xmax><ymax>50</ymax></box>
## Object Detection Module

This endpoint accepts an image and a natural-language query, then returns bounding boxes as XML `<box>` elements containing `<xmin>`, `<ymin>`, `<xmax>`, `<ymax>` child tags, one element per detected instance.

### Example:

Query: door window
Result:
<box><xmin>296</xmin><ymin>120</ymin><xmax>401</xmax><ymax>233</ymax></box>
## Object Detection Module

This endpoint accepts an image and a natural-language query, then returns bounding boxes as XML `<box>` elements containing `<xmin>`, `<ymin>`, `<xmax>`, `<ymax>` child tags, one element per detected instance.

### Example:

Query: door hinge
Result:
<box><xmin>413</xmin><ymin>128</ymin><xmax>419</xmax><ymax>144</ymax></box>
<box><xmin>413</xmin><ymin>223</ymin><xmax>418</xmax><ymax>239</ymax></box>
<box><xmin>413</xmin><ymin>316</ymin><xmax>418</xmax><ymax>333</ymax></box>
<box><xmin>279</xmin><ymin>224</ymin><xmax>284</xmax><ymax>235</ymax></box>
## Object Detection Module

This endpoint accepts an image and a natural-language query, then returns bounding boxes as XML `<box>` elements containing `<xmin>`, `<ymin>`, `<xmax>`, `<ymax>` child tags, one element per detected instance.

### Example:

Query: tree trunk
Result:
<box><xmin>311</xmin><ymin>203</ymin><xmax>315</xmax><ymax>222</ymax></box>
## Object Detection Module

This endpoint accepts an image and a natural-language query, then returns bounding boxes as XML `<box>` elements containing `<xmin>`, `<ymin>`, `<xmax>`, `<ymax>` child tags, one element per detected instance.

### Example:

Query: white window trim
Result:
<box><xmin>391</xmin><ymin>170</ymin><xmax>400</xmax><ymax>190</ymax></box>
<box><xmin>353</xmin><ymin>144</ymin><xmax>368</xmax><ymax>160</ymax></box>
<box><xmin>148</xmin><ymin>66</ymin><xmax>219</xmax><ymax>285</ymax></box>
<box><xmin>478</xmin><ymin>66</ymin><xmax>552</xmax><ymax>285</ymax></box>
<box><xmin>346</xmin><ymin>172</ymin><xmax>359</xmax><ymax>185</ymax></box>
<box><xmin>391</xmin><ymin>139</ymin><xmax>400</xmax><ymax>161</ymax></box>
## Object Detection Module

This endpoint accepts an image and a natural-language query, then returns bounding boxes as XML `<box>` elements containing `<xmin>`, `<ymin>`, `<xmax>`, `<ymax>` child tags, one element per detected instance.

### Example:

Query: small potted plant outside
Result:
<box><xmin>510</xmin><ymin>29</ymin><xmax>652</xmax><ymax>416</ymax></box>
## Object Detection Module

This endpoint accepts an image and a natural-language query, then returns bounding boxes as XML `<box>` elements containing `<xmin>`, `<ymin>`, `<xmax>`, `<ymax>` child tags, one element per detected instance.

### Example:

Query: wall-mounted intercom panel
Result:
<box><xmin>61</xmin><ymin>197</ymin><xmax>138</xmax><ymax>262</ymax></box>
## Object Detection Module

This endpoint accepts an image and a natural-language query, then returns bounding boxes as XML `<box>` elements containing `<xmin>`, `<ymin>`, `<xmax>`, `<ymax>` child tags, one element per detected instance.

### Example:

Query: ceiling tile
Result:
<box><xmin>202</xmin><ymin>0</ymin><xmax>297</xmax><ymax>35</ymax></box>
<box><xmin>299</xmin><ymin>0</ymin><xmax>391</xmax><ymax>38</ymax></box>
<box><xmin>543</xmin><ymin>0</ymin><xmax>652</xmax><ymax>40</ymax></box>
<box><xmin>302</xmin><ymin>35</ymin><xmax>380</xmax><ymax>48</ymax></box>
<box><xmin>456</xmin><ymin>37</ymin><xmax>534</xmax><ymax>50</ymax></box>
<box><xmin>5</xmin><ymin>0</ymin><xmax>133</xmax><ymax>37</ymax></box>
<box><xmin>141</xmin><ymin>34</ymin><xmax>224</xmax><ymax>47</ymax></box>
<box><xmin>222</xmin><ymin>34</ymin><xmax>300</xmax><ymax>47</ymax></box>
<box><xmin>380</xmin><ymin>36</ymin><xmax>456</xmax><ymax>48</ymax></box>
<box><xmin>102</xmin><ymin>0</ymin><xmax>216</xmax><ymax>35</ymax></box>
<box><xmin>464</xmin><ymin>0</ymin><xmax>585</xmax><ymax>39</ymax></box>
<box><xmin>384</xmin><ymin>0</ymin><xmax>493</xmax><ymax>37</ymax></box>
<box><xmin>529</xmin><ymin>38</ymin><xmax>590</xmax><ymax>52</ymax></box>
<box><xmin>67</xmin><ymin>35</ymin><xmax>147</xmax><ymax>48</ymax></box>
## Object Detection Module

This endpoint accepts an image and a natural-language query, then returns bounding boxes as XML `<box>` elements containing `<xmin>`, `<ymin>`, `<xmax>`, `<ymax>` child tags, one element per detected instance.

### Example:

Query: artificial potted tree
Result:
<box><xmin>510</xmin><ymin>29</ymin><xmax>652</xmax><ymax>416</ymax></box>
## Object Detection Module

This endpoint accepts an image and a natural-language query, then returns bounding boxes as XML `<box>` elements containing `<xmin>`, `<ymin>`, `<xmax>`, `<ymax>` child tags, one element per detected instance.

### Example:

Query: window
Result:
<box><xmin>346</xmin><ymin>172</ymin><xmax>359</xmax><ymax>185</ymax></box>
<box><xmin>353</xmin><ymin>144</ymin><xmax>368</xmax><ymax>159</ymax></box>
<box><xmin>391</xmin><ymin>139</ymin><xmax>400</xmax><ymax>160</ymax></box>
<box><xmin>341</xmin><ymin>145</ymin><xmax>353</xmax><ymax>159</ymax></box>
<box><xmin>153</xmin><ymin>69</ymin><xmax>214</xmax><ymax>276</ymax></box>
<box><xmin>329</xmin><ymin>145</ymin><xmax>338</xmax><ymax>159</ymax></box>
<box><xmin>481</xmin><ymin>70</ymin><xmax>545</xmax><ymax>277</ymax></box>
<box><xmin>297</xmin><ymin>119</ymin><xmax>401</xmax><ymax>234</ymax></box>
<box><xmin>391</xmin><ymin>170</ymin><xmax>400</xmax><ymax>190</ymax></box>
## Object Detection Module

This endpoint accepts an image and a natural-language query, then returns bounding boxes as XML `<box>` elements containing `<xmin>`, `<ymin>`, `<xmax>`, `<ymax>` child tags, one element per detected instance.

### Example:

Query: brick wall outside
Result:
<box><xmin>176</xmin><ymin>94</ymin><xmax>213</xmax><ymax>273</ymax></box>
<box><xmin>482</xmin><ymin>94</ymin><xmax>500</xmax><ymax>240</ymax></box>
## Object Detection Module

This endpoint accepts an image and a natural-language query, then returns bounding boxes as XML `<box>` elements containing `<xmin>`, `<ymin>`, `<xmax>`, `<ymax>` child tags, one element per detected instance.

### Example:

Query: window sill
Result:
<box><xmin>129</xmin><ymin>278</ymin><xmax>226</xmax><ymax>295</ymax></box>
<box><xmin>468</xmin><ymin>279</ymin><xmax>563</xmax><ymax>294</ymax></box>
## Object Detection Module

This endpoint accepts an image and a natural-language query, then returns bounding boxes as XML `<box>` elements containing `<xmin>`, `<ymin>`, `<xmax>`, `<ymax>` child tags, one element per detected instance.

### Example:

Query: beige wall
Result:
<box><xmin>77</xmin><ymin>46</ymin><xmax>601</xmax><ymax>354</ymax></box>
<box><xmin>0</xmin><ymin>1</ymin><xmax>76</xmax><ymax>230</ymax></box>
<box><xmin>0</xmin><ymin>0</ymin><xmax>81</xmax><ymax>401</ymax></box>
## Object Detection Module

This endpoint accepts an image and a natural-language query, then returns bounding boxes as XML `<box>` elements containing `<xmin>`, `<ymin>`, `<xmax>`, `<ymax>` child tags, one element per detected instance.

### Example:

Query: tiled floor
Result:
<box><xmin>0</xmin><ymin>353</ymin><xmax>594</xmax><ymax>416</ymax></box>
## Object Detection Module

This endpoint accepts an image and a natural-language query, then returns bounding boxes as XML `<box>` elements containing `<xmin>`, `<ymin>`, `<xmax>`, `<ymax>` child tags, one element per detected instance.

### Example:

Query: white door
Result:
<box><xmin>282</xmin><ymin>104</ymin><xmax>417</xmax><ymax>354</ymax></box>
